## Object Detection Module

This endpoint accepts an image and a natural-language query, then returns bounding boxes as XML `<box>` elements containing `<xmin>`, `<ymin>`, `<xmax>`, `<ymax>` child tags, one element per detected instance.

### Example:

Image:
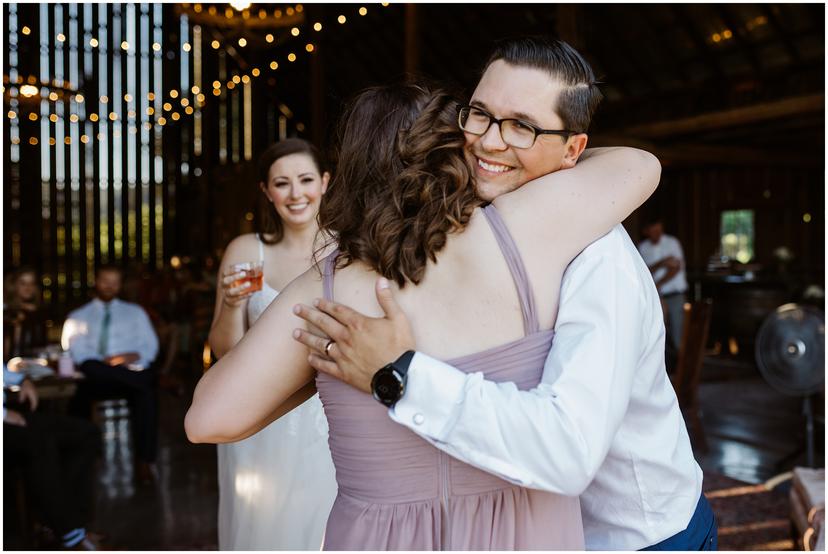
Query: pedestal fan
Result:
<box><xmin>755</xmin><ymin>303</ymin><xmax>825</xmax><ymax>467</ymax></box>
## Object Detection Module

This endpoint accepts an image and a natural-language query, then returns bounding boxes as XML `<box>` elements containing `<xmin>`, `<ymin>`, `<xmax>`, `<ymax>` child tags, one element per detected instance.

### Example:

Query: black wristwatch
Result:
<box><xmin>371</xmin><ymin>350</ymin><xmax>415</xmax><ymax>407</ymax></box>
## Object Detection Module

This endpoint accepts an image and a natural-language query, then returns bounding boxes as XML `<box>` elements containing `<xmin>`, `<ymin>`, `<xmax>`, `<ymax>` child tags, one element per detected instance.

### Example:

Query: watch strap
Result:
<box><xmin>392</xmin><ymin>350</ymin><xmax>415</xmax><ymax>375</ymax></box>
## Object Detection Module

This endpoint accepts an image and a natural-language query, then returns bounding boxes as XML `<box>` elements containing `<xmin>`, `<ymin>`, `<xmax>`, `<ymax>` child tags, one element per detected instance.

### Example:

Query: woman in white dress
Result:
<box><xmin>208</xmin><ymin>139</ymin><xmax>337</xmax><ymax>550</ymax></box>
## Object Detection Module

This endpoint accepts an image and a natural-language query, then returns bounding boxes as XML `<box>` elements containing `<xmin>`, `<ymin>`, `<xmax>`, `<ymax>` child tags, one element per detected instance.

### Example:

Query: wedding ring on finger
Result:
<box><xmin>325</xmin><ymin>339</ymin><xmax>335</xmax><ymax>357</ymax></box>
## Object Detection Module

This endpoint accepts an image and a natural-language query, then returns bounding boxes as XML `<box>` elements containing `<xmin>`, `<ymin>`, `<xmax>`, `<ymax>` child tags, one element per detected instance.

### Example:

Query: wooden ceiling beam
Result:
<box><xmin>619</xmin><ymin>93</ymin><xmax>824</xmax><ymax>138</ymax></box>
<box><xmin>638</xmin><ymin>8</ymin><xmax>692</xmax><ymax>88</ymax></box>
<box><xmin>593</xmin><ymin>5</ymin><xmax>659</xmax><ymax>95</ymax></box>
<box><xmin>669</xmin><ymin>4</ymin><xmax>727</xmax><ymax>82</ymax></box>
<box><xmin>590</xmin><ymin>134</ymin><xmax>821</xmax><ymax>167</ymax></box>
<box><xmin>759</xmin><ymin>5</ymin><xmax>802</xmax><ymax>65</ymax></box>
<box><xmin>716</xmin><ymin>5</ymin><xmax>762</xmax><ymax>75</ymax></box>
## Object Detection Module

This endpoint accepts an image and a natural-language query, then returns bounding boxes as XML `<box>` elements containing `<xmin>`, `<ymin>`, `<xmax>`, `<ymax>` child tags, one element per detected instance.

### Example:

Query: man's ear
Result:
<box><xmin>561</xmin><ymin>133</ymin><xmax>588</xmax><ymax>169</ymax></box>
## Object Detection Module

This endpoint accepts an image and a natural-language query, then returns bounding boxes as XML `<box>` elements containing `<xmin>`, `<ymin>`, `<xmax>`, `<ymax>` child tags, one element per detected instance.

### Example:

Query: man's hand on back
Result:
<box><xmin>292</xmin><ymin>277</ymin><xmax>415</xmax><ymax>394</ymax></box>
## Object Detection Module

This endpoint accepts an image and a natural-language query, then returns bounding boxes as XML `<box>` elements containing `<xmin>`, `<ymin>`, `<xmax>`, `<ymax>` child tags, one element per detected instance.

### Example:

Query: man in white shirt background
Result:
<box><xmin>62</xmin><ymin>264</ymin><xmax>160</xmax><ymax>483</ymax></box>
<box><xmin>637</xmin><ymin>216</ymin><xmax>689</xmax><ymax>366</ymax></box>
<box><xmin>292</xmin><ymin>37</ymin><xmax>714</xmax><ymax>550</ymax></box>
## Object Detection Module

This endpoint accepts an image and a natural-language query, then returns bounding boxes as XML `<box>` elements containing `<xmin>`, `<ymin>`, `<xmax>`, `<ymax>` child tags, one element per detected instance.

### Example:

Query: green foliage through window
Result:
<box><xmin>720</xmin><ymin>210</ymin><xmax>754</xmax><ymax>263</ymax></box>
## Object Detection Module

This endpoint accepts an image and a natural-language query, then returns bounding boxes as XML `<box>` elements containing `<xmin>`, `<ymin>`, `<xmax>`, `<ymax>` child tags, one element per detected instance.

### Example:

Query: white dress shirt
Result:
<box><xmin>390</xmin><ymin>225</ymin><xmax>703</xmax><ymax>551</ymax></box>
<box><xmin>61</xmin><ymin>298</ymin><xmax>159</xmax><ymax>370</ymax></box>
<box><xmin>637</xmin><ymin>234</ymin><xmax>688</xmax><ymax>295</ymax></box>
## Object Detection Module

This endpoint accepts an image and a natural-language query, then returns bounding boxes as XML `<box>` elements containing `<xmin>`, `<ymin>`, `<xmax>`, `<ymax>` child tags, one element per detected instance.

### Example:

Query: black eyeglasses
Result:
<box><xmin>457</xmin><ymin>105</ymin><xmax>577</xmax><ymax>149</ymax></box>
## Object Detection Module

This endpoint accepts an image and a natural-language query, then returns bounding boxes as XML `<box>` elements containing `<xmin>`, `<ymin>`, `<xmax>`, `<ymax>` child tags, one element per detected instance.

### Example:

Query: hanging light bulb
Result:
<box><xmin>20</xmin><ymin>84</ymin><xmax>38</xmax><ymax>97</ymax></box>
<box><xmin>229</xmin><ymin>1</ymin><xmax>251</xmax><ymax>11</ymax></box>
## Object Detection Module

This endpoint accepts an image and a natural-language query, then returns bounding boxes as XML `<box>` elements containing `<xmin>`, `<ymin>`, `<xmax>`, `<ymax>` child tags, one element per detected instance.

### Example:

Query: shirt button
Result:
<box><xmin>412</xmin><ymin>413</ymin><xmax>425</xmax><ymax>425</ymax></box>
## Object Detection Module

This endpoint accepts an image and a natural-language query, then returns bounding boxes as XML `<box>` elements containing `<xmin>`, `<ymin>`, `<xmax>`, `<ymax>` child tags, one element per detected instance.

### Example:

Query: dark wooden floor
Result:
<box><xmin>696</xmin><ymin>364</ymin><xmax>824</xmax><ymax>484</ymax></box>
<box><xmin>8</xmin><ymin>359</ymin><xmax>825</xmax><ymax>550</ymax></box>
<box><xmin>92</xmin><ymin>390</ymin><xmax>220</xmax><ymax>550</ymax></box>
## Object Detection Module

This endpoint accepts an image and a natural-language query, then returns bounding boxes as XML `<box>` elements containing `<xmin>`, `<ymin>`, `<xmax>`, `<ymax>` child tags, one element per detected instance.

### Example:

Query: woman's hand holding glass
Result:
<box><xmin>221</xmin><ymin>261</ymin><xmax>263</xmax><ymax>308</ymax></box>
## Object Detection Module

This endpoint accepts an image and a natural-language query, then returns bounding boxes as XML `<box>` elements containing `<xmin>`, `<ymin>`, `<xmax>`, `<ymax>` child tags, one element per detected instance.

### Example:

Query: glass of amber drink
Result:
<box><xmin>226</xmin><ymin>261</ymin><xmax>263</xmax><ymax>293</ymax></box>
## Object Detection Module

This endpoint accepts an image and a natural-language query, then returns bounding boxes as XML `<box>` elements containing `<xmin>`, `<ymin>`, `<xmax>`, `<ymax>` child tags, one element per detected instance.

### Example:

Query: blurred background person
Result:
<box><xmin>61</xmin><ymin>265</ymin><xmax>160</xmax><ymax>483</ymax></box>
<box><xmin>208</xmin><ymin>139</ymin><xmax>337</xmax><ymax>550</ymax></box>
<box><xmin>638</xmin><ymin>217</ymin><xmax>688</xmax><ymax>370</ymax></box>
<box><xmin>3</xmin><ymin>267</ymin><xmax>48</xmax><ymax>359</ymax></box>
<box><xmin>4</xmin><ymin>363</ymin><xmax>102</xmax><ymax>550</ymax></box>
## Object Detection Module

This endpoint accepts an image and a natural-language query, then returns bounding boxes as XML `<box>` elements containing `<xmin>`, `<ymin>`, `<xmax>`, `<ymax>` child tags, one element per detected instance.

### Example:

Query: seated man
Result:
<box><xmin>62</xmin><ymin>264</ymin><xmax>160</xmax><ymax>482</ymax></box>
<box><xmin>4</xmin><ymin>364</ymin><xmax>102</xmax><ymax>549</ymax></box>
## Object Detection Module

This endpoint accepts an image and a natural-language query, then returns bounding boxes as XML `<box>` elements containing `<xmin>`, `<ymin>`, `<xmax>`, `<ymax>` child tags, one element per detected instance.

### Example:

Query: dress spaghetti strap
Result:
<box><xmin>480</xmin><ymin>204</ymin><xmax>540</xmax><ymax>335</ymax></box>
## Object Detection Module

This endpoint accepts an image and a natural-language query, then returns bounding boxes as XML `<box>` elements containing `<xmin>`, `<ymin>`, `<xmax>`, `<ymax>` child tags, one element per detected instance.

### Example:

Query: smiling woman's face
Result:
<box><xmin>261</xmin><ymin>153</ymin><xmax>329</xmax><ymax>229</ymax></box>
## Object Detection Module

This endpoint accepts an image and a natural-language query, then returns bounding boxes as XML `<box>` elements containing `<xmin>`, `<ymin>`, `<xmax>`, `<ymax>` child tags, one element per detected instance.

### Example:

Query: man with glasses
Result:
<box><xmin>294</xmin><ymin>37</ymin><xmax>714</xmax><ymax>550</ymax></box>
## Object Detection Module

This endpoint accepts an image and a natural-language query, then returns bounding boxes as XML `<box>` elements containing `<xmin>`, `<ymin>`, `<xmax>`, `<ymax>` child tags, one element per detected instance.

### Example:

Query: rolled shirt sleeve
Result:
<box><xmin>390</xmin><ymin>250</ymin><xmax>646</xmax><ymax>496</ymax></box>
<box><xmin>61</xmin><ymin>314</ymin><xmax>100</xmax><ymax>366</ymax></box>
<box><xmin>4</xmin><ymin>366</ymin><xmax>26</xmax><ymax>387</ymax></box>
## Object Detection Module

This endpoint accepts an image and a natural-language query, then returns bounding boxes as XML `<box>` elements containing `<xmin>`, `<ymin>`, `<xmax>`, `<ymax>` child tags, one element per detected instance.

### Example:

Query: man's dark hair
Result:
<box><xmin>484</xmin><ymin>37</ymin><xmax>602</xmax><ymax>133</ymax></box>
<box><xmin>95</xmin><ymin>264</ymin><xmax>123</xmax><ymax>278</ymax></box>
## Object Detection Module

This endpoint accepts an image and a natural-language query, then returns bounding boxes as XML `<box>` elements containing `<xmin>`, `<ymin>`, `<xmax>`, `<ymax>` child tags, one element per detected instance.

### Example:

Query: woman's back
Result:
<box><xmin>318</xmin><ymin>203</ymin><xmax>583</xmax><ymax>550</ymax></box>
<box><xmin>322</xmin><ymin>204</ymin><xmax>565</xmax><ymax>362</ymax></box>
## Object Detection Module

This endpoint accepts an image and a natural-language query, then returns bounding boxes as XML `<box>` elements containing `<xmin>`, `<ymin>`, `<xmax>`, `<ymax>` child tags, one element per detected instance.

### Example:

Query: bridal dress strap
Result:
<box><xmin>256</xmin><ymin>233</ymin><xmax>265</xmax><ymax>264</ymax></box>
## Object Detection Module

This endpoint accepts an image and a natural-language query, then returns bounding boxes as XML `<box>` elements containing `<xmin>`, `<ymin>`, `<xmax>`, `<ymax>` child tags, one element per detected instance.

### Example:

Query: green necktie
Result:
<box><xmin>98</xmin><ymin>303</ymin><xmax>111</xmax><ymax>356</ymax></box>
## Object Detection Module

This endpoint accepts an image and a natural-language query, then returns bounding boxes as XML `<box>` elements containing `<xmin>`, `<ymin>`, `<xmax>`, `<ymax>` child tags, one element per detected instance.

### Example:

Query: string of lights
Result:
<box><xmin>3</xmin><ymin>2</ymin><xmax>394</xmax><ymax>145</ymax></box>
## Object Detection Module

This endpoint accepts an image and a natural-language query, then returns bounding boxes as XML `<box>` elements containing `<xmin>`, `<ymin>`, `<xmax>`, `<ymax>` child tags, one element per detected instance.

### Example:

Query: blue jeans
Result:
<box><xmin>642</xmin><ymin>495</ymin><xmax>718</xmax><ymax>550</ymax></box>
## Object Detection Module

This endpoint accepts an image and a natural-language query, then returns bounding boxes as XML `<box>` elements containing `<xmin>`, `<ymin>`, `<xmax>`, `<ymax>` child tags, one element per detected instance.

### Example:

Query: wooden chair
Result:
<box><xmin>671</xmin><ymin>299</ymin><xmax>713</xmax><ymax>453</ymax></box>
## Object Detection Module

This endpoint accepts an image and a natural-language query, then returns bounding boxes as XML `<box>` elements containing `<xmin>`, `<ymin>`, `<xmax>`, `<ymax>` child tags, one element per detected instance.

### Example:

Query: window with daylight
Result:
<box><xmin>720</xmin><ymin>209</ymin><xmax>755</xmax><ymax>263</ymax></box>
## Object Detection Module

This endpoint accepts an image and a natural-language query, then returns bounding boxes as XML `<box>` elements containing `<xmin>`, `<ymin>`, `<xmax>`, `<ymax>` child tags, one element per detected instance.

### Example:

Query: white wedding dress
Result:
<box><xmin>217</xmin><ymin>237</ymin><xmax>337</xmax><ymax>550</ymax></box>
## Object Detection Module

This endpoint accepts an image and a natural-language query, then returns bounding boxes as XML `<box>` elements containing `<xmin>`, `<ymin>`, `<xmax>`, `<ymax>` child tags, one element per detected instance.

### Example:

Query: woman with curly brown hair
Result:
<box><xmin>186</xmin><ymin>82</ymin><xmax>659</xmax><ymax>549</ymax></box>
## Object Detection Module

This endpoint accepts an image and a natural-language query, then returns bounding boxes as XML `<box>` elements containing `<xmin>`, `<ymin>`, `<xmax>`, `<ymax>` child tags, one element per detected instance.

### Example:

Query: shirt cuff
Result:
<box><xmin>389</xmin><ymin>352</ymin><xmax>468</xmax><ymax>441</ymax></box>
<box><xmin>3</xmin><ymin>371</ymin><xmax>26</xmax><ymax>386</ymax></box>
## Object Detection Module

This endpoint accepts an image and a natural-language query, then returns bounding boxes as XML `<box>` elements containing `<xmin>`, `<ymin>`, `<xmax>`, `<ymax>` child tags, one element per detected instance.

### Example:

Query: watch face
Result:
<box><xmin>373</xmin><ymin>371</ymin><xmax>401</xmax><ymax>401</ymax></box>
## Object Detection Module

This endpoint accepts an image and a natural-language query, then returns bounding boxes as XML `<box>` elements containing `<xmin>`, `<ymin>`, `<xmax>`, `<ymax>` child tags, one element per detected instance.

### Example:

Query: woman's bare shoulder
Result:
<box><xmin>220</xmin><ymin>233</ymin><xmax>261</xmax><ymax>267</ymax></box>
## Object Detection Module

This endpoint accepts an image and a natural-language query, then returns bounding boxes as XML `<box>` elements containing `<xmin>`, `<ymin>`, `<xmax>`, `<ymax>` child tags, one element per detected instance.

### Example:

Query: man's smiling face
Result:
<box><xmin>465</xmin><ymin>60</ymin><xmax>578</xmax><ymax>202</ymax></box>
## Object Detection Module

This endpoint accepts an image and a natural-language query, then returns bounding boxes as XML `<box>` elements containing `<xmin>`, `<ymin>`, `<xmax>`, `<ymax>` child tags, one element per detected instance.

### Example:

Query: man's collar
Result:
<box><xmin>92</xmin><ymin>297</ymin><xmax>120</xmax><ymax>308</ymax></box>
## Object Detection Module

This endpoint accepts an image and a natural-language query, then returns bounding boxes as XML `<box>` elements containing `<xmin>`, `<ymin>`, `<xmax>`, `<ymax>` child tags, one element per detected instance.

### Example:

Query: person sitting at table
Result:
<box><xmin>3</xmin><ymin>266</ymin><xmax>48</xmax><ymax>359</ymax></box>
<box><xmin>61</xmin><ymin>264</ymin><xmax>160</xmax><ymax>483</ymax></box>
<box><xmin>4</xmin><ymin>363</ymin><xmax>103</xmax><ymax>549</ymax></box>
